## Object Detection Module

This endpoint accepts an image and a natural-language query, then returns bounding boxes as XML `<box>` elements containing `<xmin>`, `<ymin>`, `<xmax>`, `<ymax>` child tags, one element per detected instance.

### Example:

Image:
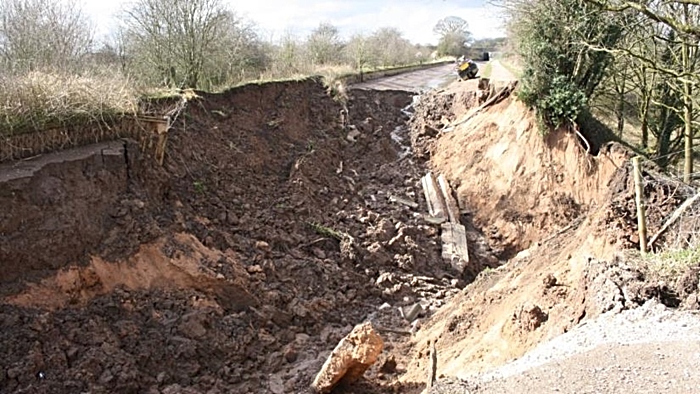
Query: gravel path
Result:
<box><xmin>487</xmin><ymin>60</ymin><xmax>517</xmax><ymax>82</ymax></box>
<box><xmin>462</xmin><ymin>300</ymin><xmax>700</xmax><ymax>393</ymax></box>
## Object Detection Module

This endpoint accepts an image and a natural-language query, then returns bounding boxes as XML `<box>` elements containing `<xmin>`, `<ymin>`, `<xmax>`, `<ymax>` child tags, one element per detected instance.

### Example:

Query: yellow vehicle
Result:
<box><xmin>457</xmin><ymin>60</ymin><xmax>479</xmax><ymax>80</ymax></box>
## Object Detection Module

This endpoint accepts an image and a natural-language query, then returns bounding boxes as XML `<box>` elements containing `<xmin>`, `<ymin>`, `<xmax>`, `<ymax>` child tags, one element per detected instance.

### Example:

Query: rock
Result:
<box><xmin>683</xmin><ymin>293</ymin><xmax>700</xmax><ymax>310</ymax></box>
<box><xmin>513</xmin><ymin>304</ymin><xmax>548</xmax><ymax>332</ymax></box>
<box><xmin>311</xmin><ymin>322</ymin><xmax>384</xmax><ymax>393</ymax></box>
<box><xmin>543</xmin><ymin>273</ymin><xmax>558</xmax><ymax>288</ymax></box>
<box><xmin>178</xmin><ymin>312</ymin><xmax>208</xmax><ymax>339</ymax></box>
<box><xmin>376</xmin><ymin>272</ymin><xmax>394</xmax><ymax>286</ymax></box>
<box><xmin>161</xmin><ymin>384</ymin><xmax>183</xmax><ymax>394</ymax></box>
<box><xmin>400</xmin><ymin>303</ymin><xmax>424</xmax><ymax>322</ymax></box>
<box><xmin>347</xmin><ymin>129</ymin><xmax>361</xmax><ymax>142</ymax></box>
<box><xmin>246</xmin><ymin>265</ymin><xmax>264</xmax><ymax>274</ymax></box>
<box><xmin>311</xmin><ymin>247</ymin><xmax>327</xmax><ymax>259</ymax></box>
<box><xmin>380</xmin><ymin>356</ymin><xmax>397</xmax><ymax>374</ymax></box>
<box><xmin>269</xmin><ymin>375</ymin><xmax>285</xmax><ymax>394</ymax></box>
<box><xmin>255</xmin><ymin>241</ymin><xmax>271</xmax><ymax>251</ymax></box>
<box><xmin>284</xmin><ymin>346</ymin><xmax>298</xmax><ymax>363</ymax></box>
<box><xmin>676</xmin><ymin>266</ymin><xmax>700</xmax><ymax>298</ymax></box>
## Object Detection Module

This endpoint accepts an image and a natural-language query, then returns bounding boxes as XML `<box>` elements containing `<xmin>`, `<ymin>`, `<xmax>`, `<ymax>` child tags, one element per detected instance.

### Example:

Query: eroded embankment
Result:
<box><xmin>0</xmin><ymin>78</ymin><xmax>484</xmax><ymax>394</ymax></box>
<box><xmin>400</xmin><ymin>87</ymin><xmax>694</xmax><ymax>389</ymax></box>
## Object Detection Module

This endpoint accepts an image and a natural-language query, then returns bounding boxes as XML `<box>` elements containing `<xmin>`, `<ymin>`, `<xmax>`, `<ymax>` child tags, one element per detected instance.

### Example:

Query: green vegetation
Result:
<box><xmin>307</xmin><ymin>222</ymin><xmax>349</xmax><ymax>242</ymax></box>
<box><xmin>502</xmin><ymin>0</ymin><xmax>700</xmax><ymax>182</ymax></box>
<box><xmin>480</xmin><ymin>62</ymin><xmax>493</xmax><ymax>79</ymax></box>
<box><xmin>637</xmin><ymin>246</ymin><xmax>700</xmax><ymax>282</ymax></box>
<box><xmin>498</xmin><ymin>0</ymin><xmax>700</xmax><ymax>263</ymax></box>
<box><xmin>503</xmin><ymin>0</ymin><xmax>625</xmax><ymax>131</ymax></box>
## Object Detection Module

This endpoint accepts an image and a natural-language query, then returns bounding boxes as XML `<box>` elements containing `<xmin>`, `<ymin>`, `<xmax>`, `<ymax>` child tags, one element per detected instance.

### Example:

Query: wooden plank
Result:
<box><xmin>437</xmin><ymin>174</ymin><xmax>460</xmax><ymax>224</ymax></box>
<box><xmin>441</xmin><ymin>223</ymin><xmax>469</xmax><ymax>272</ymax></box>
<box><xmin>421</xmin><ymin>172</ymin><xmax>447</xmax><ymax>223</ymax></box>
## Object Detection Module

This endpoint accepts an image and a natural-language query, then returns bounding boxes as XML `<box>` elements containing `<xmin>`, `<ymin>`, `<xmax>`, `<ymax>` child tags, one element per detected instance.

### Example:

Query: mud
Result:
<box><xmin>0</xmin><ymin>79</ymin><xmax>487</xmax><ymax>393</ymax></box>
<box><xmin>2</xmin><ymin>75</ymin><xmax>695</xmax><ymax>394</ymax></box>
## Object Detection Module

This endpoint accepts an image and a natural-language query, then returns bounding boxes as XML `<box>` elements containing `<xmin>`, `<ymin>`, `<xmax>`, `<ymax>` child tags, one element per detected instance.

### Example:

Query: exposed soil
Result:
<box><xmin>0</xmin><ymin>79</ymin><xmax>484</xmax><ymax>394</ymax></box>
<box><xmin>1</xmin><ymin>72</ymin><xmax>698</xmax><ymax>394</ymax></box>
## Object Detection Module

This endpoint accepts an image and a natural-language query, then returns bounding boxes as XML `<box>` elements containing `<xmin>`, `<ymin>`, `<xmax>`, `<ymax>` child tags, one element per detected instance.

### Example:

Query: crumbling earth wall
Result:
<box><xmin>0</xmin><ymin>78</ymin><xmax>468</xmax><ymax>394</ymax></box>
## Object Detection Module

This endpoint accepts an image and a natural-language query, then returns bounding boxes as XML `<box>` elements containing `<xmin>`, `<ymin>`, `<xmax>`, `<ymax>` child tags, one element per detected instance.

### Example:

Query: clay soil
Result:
<box><xmin>1</xmin><ymin>75</ymin><xmax>698</xmax><ymax>394</ymax></box>
<box><xmin>0</xmin><ymin>78</ymin><xmax>494</xmax><ymax>394</ymax></box>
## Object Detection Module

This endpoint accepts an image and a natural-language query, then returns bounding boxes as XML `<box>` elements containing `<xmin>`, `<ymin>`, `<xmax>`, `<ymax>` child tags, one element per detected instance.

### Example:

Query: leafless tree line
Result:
<box><xmin>0</xmin><ymin>0</ymin><xmax>438</xmax><ymax>91</ymax></box>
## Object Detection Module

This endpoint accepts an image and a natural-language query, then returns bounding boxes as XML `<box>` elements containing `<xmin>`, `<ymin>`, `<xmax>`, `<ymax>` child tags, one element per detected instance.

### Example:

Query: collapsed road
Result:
<box><xmin>0</xmin><ymin>73</ymin><xmax>495</xmax><ymax>394</ymax></box>
<box><xmin>2</xmin><ymin>61</ymin><xmax>700</xmax><ymax>394</ymax></box>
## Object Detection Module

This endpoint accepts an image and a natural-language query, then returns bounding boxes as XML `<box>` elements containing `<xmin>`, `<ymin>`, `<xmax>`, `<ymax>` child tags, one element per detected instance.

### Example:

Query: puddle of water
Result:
<box><xmin>391</xmin><ymin>126</ymin><xmax>411</xmax><ymax>159</ymax></box>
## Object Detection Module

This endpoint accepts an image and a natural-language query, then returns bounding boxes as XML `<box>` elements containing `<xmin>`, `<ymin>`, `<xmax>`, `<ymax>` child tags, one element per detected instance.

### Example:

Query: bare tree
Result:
<box><xmin>0</xmin><ymin>0</ymin><xmax>94</xmax><ymax>73</ymax></box>
<box><xmin>307</xmin><ymin>23</ymin><xmax>342</xmax><ymax>65</ymax></box>
<box><xmin>344</xmin><ymin>33</ymin><xmax>372</xmax><ymax>70</ymax></box>
<box><xmin>585</xmin><ymin>0</ymin><xmax>700</xmax><ymax>180</ymax></box>
<box><xmin>433</xmin><ymin>16</ymin><xmax>472</xmax><ymax>56</ymax></box>
<box><xmin>120</xmin><ymin>0</ymin><xmax>262</xmax><ymax>89</ymax></box>
<box><xmin>368</xmin><ymin>27</ymin><xmax>415</xmax><ymax>67</ymax></box>
<box><xmin>269</xmin><ymin>31</ymin><xmax>312</xmax><ymax>77</ymax></box>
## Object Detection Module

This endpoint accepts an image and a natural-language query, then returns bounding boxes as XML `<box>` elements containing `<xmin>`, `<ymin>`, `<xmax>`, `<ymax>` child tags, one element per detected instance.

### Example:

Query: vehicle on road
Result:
<box><xmin>456</xmin><ymin>58</ymin><xmax>479</xmax><ymax>80</ymax></box>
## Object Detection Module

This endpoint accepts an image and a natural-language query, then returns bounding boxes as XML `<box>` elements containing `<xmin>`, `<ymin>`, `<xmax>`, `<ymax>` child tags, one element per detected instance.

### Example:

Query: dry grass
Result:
<box><xmin>0</xmin><ymin>69</ymin><xmax>139</xmax><ymax>136</ymax></box>
<box><xmin>638</xmin><ymin>246</ymin><xmax>700</xmax><ymax>282</ymax></box>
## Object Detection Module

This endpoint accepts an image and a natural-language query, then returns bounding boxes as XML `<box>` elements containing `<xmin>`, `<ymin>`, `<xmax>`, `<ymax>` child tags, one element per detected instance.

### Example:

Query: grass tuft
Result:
<box><xmin>642</xmin><ymin>246</ymin><xmax>700</xmax><ymax>281</ymax></box>
<box><xmin>307</xmin><ymin>222</ymin><xmax>350</xmax><ymax>241</ymax></box>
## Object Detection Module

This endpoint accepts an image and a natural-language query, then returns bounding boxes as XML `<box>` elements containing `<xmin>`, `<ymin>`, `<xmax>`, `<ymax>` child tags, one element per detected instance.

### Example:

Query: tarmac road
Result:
<box><xmin>351</xmin><ymin>63</ymin><xmax>483</xmax><ymax>92</ymax></box>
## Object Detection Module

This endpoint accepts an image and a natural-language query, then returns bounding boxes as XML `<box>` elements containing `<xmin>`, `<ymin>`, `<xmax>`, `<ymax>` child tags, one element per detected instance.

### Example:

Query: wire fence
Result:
<box><xmin>634</xmin><ymin>147</ymin><xmax>700</xmax><ymax>251</ymax></box>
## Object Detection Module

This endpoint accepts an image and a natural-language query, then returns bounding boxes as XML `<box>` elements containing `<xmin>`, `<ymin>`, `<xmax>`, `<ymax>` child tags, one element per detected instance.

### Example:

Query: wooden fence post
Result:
<box><xmin>632</xmin><ymin>156</ymin><xmax>648</xmax><ymax>254</ymax></box>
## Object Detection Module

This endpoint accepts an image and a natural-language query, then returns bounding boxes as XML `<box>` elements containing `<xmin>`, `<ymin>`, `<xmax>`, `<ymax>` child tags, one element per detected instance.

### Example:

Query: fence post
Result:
<box><xmin>632</xmin><ymin>156</ymin><xmax>648</xmax><ymax>254</ymax></box>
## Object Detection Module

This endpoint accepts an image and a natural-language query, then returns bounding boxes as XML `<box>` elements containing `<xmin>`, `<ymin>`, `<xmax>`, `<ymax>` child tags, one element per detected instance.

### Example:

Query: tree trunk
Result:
<box><xmin>682</xmin><ymin>5</ymin><xmax>694</xmax><ymax>183</ymax></box>
<box><xmin>683</xmin><ymin>91</ymin><xmax>693</xmax><ymax>183</ymax></box>
<box><xmin>616</xmin><ymin>90</ymin><xmax>625</xmax><ymax>138</ymax></box>
<box><xmin>640</xmin><ymin>96</ymin><xmax>650</xmax><ymax>149</ymax></box>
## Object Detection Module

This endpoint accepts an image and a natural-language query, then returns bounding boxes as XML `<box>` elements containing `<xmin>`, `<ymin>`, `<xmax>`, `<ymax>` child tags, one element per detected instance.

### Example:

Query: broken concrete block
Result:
<box><xmin>399</xmin><ymin>303</ymin><xmax>424</xmax><ymax>322</ymax></box>
<box><xmin>311</xmin><ymin>322</ymin><xmax>384</xmax><ymax>393</ymax></box>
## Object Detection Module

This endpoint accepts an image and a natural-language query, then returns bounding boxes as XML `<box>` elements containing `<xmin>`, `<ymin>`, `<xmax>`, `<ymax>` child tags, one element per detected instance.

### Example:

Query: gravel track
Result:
<box><xmin>466</xmin><ymin>300</ymin><xmax>700</xmax><ymax>393</ymax></box>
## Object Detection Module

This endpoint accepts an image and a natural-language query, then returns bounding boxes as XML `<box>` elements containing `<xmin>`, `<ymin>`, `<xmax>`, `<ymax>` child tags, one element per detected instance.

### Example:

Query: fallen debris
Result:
<box><xmin>437</xmin><ymin>174</ymin><xmax>461</xmax><ymax>224</ymax></box>
<box><xmin>426</xmin><ymin>340</ymin><xmax>438</xmax><ymax>390</ymax></box>
<box><xmin>441</xmin><ymin>222</ymin><xmax>470</xmax><ymax>273</ymax></box>
<box><xmin>390</xmin><ymin>194</ymin><xmax>420</xmax><ymax>209</ymax></box>
<box><xmin>422</xmin><ymin>172</ymin><xmax>448</xmax><ymax>223</ymax></box>
<box><xmin>400</xmin><ymin>303</ymin><xmax>424</xmax><ymax>322</ymax></box>
<box><xmin>421</xmin><ymin>171</ymin><xmax>470</xmax><ymax>272</ymax></box>
<box><xmin>311</xmin><ymin>322</ymin><xmax>385</xmax><ymax>393</ymax></box>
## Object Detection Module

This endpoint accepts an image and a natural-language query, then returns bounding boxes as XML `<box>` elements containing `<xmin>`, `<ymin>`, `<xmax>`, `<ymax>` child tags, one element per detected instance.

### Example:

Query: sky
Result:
<box><xmin>80</xmin><ymin>0</ymin><xmax>506</xmax><ymax>45</ymax></box>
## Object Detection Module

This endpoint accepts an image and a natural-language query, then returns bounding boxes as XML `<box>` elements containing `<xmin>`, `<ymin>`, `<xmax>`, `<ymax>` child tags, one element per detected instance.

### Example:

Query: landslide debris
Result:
<box><xmin>0</xmin><ymin>79</ymin><xmax>483</xmax><ymax>394</ymax></box>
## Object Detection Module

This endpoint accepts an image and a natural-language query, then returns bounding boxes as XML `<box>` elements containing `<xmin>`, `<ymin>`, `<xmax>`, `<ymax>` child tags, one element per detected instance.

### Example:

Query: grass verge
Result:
<box><xmin>0</xmin><ymin>69</ymin><xmax>139</xmax><ymax>136</ymax></box>
<box><xmin>481</xmin><ymin>62</ymin><xmax>493</xmax><ymax>79</ymax></box>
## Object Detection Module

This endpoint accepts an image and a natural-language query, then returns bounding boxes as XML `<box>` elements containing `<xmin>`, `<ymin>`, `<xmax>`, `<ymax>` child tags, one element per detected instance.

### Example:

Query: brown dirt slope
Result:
<box><xmin>400</xmin><ymin>86</ymin><xmax>691</xmax><ymax>386</ymax></box>
<box><xmin>0</xmin><ymin>78</ymin><xmax>468</xmax><ymax>394</ymax></box>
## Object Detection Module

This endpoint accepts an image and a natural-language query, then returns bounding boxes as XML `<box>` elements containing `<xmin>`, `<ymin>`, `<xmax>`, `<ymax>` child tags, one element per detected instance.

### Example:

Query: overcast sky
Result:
<box><xmin>80</xmin><ymin>0</ymin><xmax>505</xmax><ymax>45</ymax></box>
